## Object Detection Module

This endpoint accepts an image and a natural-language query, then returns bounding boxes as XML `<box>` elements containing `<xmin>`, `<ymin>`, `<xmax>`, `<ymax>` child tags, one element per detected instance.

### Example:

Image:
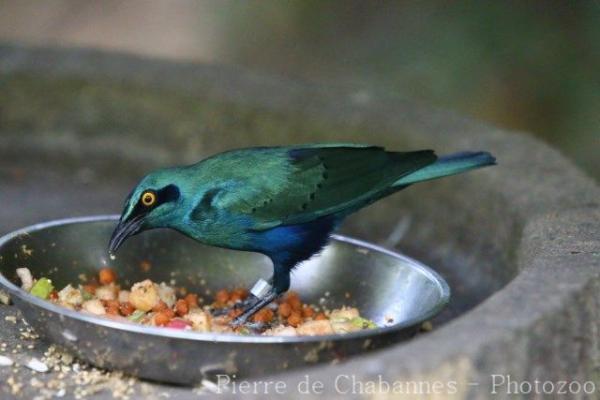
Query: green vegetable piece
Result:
<box><xmin>128</xmin><ymin>310</ymin><xmax>146</xmax><ymax>322</ymax></box>
<box><xmin>351</xmin><ymin>317</ymin><xmax>377</xmax><ymax>329</ymax></box>
<box><xmin>30</xmin><ymin>278</ymin><xmax>54</xmax><ymax>299</ymax></box>
<box><xmin>237</xmin><ymin>327</ymin><xmax>251</xmax><ymax>335</ymax></box>
<box><xmin>80</xmin><ymin>288</ymin><xmax>93</xmax><ymax>301</ymax></box>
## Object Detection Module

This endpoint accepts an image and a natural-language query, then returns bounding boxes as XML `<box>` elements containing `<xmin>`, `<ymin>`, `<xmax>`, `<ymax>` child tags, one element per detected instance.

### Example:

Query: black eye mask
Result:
<box><xmin>129</xmin><ymin>184</ymin><xmax>181</xmax><ymax>219</ymax></box>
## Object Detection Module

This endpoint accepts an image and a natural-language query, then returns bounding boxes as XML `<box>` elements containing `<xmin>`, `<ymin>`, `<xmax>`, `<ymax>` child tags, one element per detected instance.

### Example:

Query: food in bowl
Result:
<box><xmin>16</xmin><ymin>266</ymin><xmax>376</xmax><ymax>336</ymax></box>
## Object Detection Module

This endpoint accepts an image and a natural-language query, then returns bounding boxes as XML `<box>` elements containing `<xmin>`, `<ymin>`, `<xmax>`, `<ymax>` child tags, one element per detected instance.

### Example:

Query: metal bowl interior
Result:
<box><xmin>0</xmin><ymin>216</ymin><xmax>449</xmax><ymax>382</ymax></box>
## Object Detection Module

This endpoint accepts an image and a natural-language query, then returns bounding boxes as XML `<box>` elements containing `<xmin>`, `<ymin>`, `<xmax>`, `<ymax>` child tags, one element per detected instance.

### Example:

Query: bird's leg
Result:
<box><xmin>231</xmin><ymin>265</ymin><xmax>290</xmax><ymax>327</ymax></box>
<box><xmin>211</xmin><ymin>276</ymin><xmax>273</xmax><ymax>317</ymax></box>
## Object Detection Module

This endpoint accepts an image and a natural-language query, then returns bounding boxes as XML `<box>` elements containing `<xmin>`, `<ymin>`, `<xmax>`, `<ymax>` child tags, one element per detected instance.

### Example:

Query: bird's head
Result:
<box><xmin>109</xmin><ymin>168</ymin><xmax>183</xmax><ymax>255</ymax></box>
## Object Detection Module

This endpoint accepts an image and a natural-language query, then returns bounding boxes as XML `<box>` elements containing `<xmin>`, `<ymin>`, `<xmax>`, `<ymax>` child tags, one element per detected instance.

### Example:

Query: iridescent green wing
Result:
<box><xmin>213</xmin><ymin>145</ymin><xmax>436</xmax><ymax>230</ymax></box>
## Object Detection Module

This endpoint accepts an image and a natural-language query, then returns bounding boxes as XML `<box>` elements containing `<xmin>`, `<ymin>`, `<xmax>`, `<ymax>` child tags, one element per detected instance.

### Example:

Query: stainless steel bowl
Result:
<box><xmin>0</xmin><ymin>216</ymin><xmax>449</xmax><ymax>384</ymax></box>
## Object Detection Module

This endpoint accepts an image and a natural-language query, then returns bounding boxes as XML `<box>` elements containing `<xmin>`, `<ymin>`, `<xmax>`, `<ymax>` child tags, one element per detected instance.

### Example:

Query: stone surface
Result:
<box><xmin>0</xmin><ymin>44</ymin><xmax>599</xmax><ymax>399</ymax></box>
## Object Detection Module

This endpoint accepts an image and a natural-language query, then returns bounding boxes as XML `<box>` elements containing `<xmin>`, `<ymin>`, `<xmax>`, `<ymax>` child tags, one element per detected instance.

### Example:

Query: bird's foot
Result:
<box><xmin>228</xmin><ymin>291</ymin><xmax>279</xmax><ymax>328</ymax></box>
<box><xmin>230</xmin><ymin>317</ymin><xmax>267</xmax><ymax>331</ymax></box>
<box><xmin>211</xmin><ymin>296</ymin><xmax>258</xmax><ymax>317</ymax></box>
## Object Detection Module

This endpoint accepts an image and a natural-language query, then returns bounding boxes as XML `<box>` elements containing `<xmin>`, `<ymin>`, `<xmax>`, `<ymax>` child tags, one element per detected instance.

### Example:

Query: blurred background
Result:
<box><xmin>0</xmin><ymin>0</ymin><xmax>597</xmax><ymax>179</ymax></box>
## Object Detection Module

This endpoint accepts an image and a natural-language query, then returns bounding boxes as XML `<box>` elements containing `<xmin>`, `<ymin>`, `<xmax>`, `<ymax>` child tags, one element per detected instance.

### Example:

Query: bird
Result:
<box><xmin>108</xmin><ymin>143</ymin><xmax>495</xmax><ymax>326</ymax></box>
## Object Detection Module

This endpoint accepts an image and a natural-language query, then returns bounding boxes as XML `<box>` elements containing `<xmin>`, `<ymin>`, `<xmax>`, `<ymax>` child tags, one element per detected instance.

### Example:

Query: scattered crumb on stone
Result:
<box><xmin>0</xmin><ymin>355</ymin><xmax>14</xmax><ymax>367</ymax></box>
<box><xmin>420</xmin><ymin>321</ymin><xmax>433</xmax><ymax>332</ymax></box>
<box><xmin>26</xmin><ymin>357</ymin><xmax>49</xmax><ymax>373</ymax></box>
<box><xmin>0</xmin><ymin>289</ymin><xmax>11</xmax><ymax>305</ymax></box>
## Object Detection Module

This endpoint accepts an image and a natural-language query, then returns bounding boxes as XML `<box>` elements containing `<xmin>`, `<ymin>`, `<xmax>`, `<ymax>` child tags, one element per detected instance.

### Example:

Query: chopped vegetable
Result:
<box><xmin>30</xmin><ymin>278</ymin><xmax>54</xmax><ymax>299</ymax></box>
<box><xmin>80</xmin><ymin>288</ymin><xmax>94</xmax><ymax>301</ymax></box>
<box><xmin>127</xmin><ymin>310</ymin><xmax>146</xmax><ymax>322</ymax></box>
<box><xmin>351</xmin><ymin>317</ymin><xmax>377</xmax><ymax>329</ymax></box>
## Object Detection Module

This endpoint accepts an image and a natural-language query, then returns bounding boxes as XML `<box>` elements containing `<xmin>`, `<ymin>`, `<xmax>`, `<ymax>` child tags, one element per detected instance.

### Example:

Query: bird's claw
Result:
<box><xmin>230</xmin><ymin>318</ymin><xmax>268</xmax><ymax>333</ymax></box>
<box><xmin>211</xmin><ymin>296</ymin><xmax>258</xmax><ymax>317</ymax></box>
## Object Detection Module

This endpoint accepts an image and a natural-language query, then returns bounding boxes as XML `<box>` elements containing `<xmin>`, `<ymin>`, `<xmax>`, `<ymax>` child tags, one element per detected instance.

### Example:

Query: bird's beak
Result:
<box><xmin>108</xmin><ymin>215</ymin><xmax>143</xmax><ymax>255</ymax></box>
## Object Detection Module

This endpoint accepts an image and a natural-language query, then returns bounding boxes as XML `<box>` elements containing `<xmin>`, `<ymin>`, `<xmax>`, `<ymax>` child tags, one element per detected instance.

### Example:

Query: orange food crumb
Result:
<box><xmin>252</xmin><ymin>308</ymin><xmax>274</xmax><ymax>323</ymax></box>
<box><xmin>152</xmin><ymin>300</ymin><xmax>168</xmax><ymax>313</ymax></box>
<box><xmin>49</xmin><ymin>290</ymin><xmax>59</xmax><ymax>301</ymax></box>
<box><xmin>104</xmin><ymin>300</ymin><xmax>120</xmax><ymax>315</ymax></box>
<box><xmin>287</xmin><ymin>311</ymin><xmax>302</xmax><ymax>327</ymax></box>
<box><xmin>215</xmin><ymin>289</ymin><xmax>229</xmax><ymax>304</ymax></box>
<box><xmin>98</xmin><ymin>268</ymin><xmax>117</xmax><ymax>285</ymax></box>
<box><xmin>302</xmin><ymin>306</ymin><xmax>315</xmax><ymax>318</ymax></box>
<box><xmin>119</xmin><ymin>302</ymin><xmax>135</xmax><ymax>316</ymax></box>
<box><xmin>286</xmin><ymin>291</ymin><xmax>300</xmax><ymax>301</ymax></box>
<box><xmin>184</xmin><ymin>293</ymin><xmax>199</xmax><ymax>308</ymax></box>
<box><xmin>278</xmin><ymin>302</ymin><xmax>292</xmax><ymax>318</ymax></box>
<box><xmin>228</xmin><ymin>308</ymin><xmax>243</xmax><ymax>319</ymax></box>
<box><xmin>231</xmin><ymin>288</ymin><xmax>248</xmax><ymax>300</ymax></box>
<box><xmin>175</xmin><ymin>299</ymin><xmax>189</xmax><ymax>316</ymax></box>
<box><xmin>314</xmin><ymin>312</ymin><xmax>327</xmax><ymax>321</ymax></box>
<box><xmin>154</xmin><ymin>311</ymin><xmax>172</xmax><ymax>326</ymax></box>
<box><xmin>82</xmin><ymin>284</ymin><xmax>97</xmax><ymax>295</ymax></box>
<box><xmin>288</xmin><ymin>296</ymin><xmax>302</xmax><ymax>312</ymax></box>
<box><xmin>139</xmin><ymin>260</ymin><xmax>152</xmax><ymax>272</ymax></box>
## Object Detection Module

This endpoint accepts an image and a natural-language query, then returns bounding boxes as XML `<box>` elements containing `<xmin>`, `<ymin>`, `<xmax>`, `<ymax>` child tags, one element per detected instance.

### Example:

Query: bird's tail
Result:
<box><xmin>394</xmin><ymin>151</ymin><xmax>496</xmax><ymax>186</ymax></box>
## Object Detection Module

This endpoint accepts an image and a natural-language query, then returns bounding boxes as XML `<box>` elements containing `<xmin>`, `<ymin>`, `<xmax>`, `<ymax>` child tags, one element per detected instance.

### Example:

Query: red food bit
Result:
<box><xmin>49</xmin><ymin>290</ymin><xmax>59</xmax><ymax>301</ymax></box>
<box><xmin>166</xmin><ymin>319</ymin><xmax>191</xmax><ymax>329</ymax></box>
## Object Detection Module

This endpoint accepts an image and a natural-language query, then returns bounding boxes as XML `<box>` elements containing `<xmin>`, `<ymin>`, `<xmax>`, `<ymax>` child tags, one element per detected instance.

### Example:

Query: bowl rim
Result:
<box><xmin>0</xmin><ymin>215</ymin><xmax>450</xmax><ymax>344</ymax></box>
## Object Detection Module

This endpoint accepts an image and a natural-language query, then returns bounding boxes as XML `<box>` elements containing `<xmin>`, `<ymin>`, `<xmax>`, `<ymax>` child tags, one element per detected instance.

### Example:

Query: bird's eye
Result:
<box><xmin>141</xmin><ymin>191</ymin><xmax>157</xmax><ymax>207</ymax></box>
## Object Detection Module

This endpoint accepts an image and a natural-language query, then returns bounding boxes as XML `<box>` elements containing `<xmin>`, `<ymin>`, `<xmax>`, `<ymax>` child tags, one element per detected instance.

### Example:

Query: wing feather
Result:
<box><xmin>206</xmin><ymin>145</ymin><xmax>436</xmax><ymax>230</ymax></box>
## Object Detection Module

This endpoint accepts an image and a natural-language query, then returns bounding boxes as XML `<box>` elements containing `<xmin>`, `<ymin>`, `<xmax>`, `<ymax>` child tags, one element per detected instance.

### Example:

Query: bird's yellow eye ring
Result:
<box><xmin>141</xmin><ymin>191</ymin><xmax>157</xmax><ymax>207</ymax></box>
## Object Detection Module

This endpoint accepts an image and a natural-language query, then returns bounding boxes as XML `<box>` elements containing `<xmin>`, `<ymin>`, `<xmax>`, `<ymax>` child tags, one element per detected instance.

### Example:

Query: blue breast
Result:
<box><xmin>248</xmin><ymin>214</ymin><xmax>341</xmax><ymax>269</ymax></box>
